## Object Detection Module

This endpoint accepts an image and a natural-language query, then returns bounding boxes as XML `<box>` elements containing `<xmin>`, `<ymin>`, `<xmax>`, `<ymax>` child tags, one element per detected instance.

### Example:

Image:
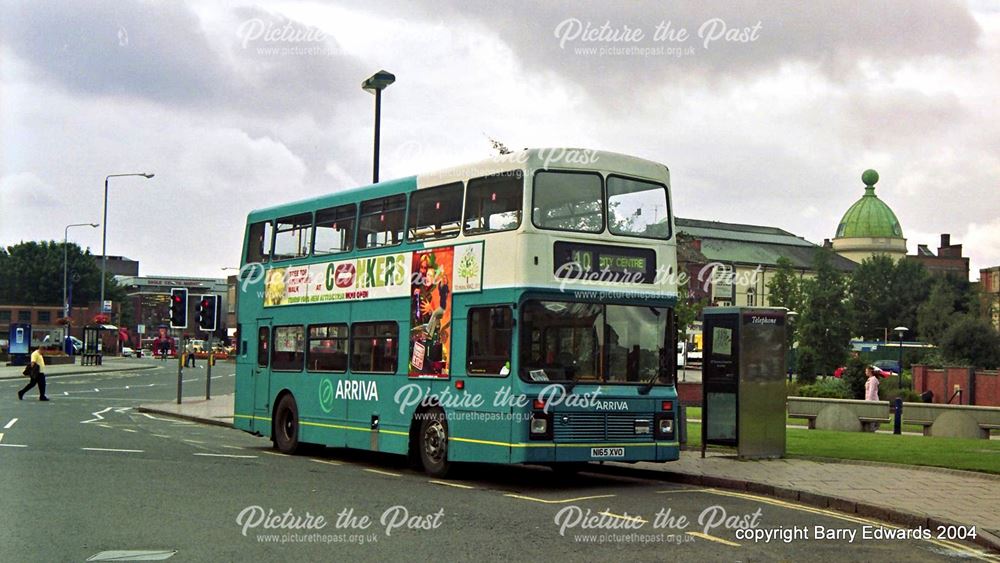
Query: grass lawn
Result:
<box><xmin>684</xmin><ymin>406</ymin><xmax>928</xmax><ymax>434</ymax></box>
<box><xmin>684</xmin><ymin>422</ymin><xmax>1000</xmax><ymax>474</ymax></box>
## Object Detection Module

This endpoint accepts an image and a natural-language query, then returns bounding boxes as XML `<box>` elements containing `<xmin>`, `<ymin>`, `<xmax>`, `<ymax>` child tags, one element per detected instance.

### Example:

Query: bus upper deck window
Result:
<box><xmin>607</xmin><ymin>175</ymin><xmax>671</xmax><ymax>240</ymax></box>
<box><xmin>273</xmin><ymin>213</ymin><xmax>313</xmax><ymax>261</ymax></box>
<box><xmin>358</xmin><ymin>195</ymin><xmax>406</xmax><ymax>249</ymax></box>
<box><xmin>314</xmin><ymin>204</ymin><xmax>356</xmax><ymax>255</ymax></box>
<box><xmin>463</xmin><ymin>171</ymin><xmax>523</xmax><ymax>235</ymax></box>
<box><xmin>246</xmin><ymin>221</ymin><xmax>272</xmax><ymax>264</ymax></box>
<box><xmin>408</xmin><ymin>182</ymin><xmax>463</xmax><ymax>241</ymax></box>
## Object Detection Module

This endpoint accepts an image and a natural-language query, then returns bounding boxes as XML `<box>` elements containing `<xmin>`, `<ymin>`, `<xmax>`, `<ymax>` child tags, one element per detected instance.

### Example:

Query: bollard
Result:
<box><xmin>893</xmin><ymin>397</ymin><xmax>902</xmax><ymax>435</ymax></box>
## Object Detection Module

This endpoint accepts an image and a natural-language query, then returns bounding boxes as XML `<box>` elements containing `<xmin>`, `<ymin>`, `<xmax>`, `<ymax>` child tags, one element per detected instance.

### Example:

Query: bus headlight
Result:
<box><xmin>654</xmin><ymin>413</ymin><xmax>674</xmax><ymax>440</ymax></box>
<box><xmin>530</xmin><ymin>412</ymin><xmax>552</xmax><ymax>440</ymax></box>
<box><xmin>530</xmin><ymin>416</ymin><xmax>548</xmax><ymax>435</ymax></box>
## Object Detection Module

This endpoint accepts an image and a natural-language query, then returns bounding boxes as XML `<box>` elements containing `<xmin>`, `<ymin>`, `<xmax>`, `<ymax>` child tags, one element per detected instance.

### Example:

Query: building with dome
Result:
<box><xmin>831</xmin><ymin>169</ymin><xmax>907</xmax><ymax>263</ymax></box>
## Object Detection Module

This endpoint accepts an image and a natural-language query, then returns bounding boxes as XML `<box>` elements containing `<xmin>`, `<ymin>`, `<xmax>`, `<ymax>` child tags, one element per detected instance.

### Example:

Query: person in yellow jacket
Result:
<box><xmin>18</xmin><ymin>346</ymin><xmax>49</xmax><ymax>401</ymax></box>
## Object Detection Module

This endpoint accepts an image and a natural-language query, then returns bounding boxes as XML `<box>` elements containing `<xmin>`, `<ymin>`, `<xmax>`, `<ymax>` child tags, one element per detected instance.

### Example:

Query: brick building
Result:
<box><xmin>909</xmin><ymin>234</ymin><xmax>970</xmax><ymax>281</ymax></box>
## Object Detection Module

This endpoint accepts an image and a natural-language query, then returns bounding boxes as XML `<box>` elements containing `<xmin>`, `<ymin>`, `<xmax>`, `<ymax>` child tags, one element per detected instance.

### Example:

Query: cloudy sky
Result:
<box><xmin>2</xmin><ymin>0</ymin><xmax>998</xmax><ymax>279</ymax></box>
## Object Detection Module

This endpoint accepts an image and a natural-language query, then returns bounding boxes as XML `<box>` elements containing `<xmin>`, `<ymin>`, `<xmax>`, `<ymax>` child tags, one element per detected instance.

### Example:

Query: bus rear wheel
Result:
<box><xmin>418</xmin><ymin>410</ymin><xmax>451</xmax><ymax>477</ymax></box>
<box><xmin>273</xmin><ymin>394</ymin><xmax>300</xmax><ymax>454</ymax></box>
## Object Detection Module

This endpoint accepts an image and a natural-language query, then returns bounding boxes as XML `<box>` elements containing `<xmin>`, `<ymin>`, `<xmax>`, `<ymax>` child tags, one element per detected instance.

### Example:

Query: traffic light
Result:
<box><xmin>169</xmin><ymin>288</ymin><xmax>188</xmax><ymax>329</ymax></box>
<box><xmin>196</xmin><ymin>294</ymin><xmax>218</xmax><ymax>332</ymax></box>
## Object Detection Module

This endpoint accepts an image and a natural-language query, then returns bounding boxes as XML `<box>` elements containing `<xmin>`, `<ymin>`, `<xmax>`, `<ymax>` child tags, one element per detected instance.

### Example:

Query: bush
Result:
<box><xmin>797</xmin><ymin>377</ymin><xmax>851</xmax><ymax>399</ymax></box>
<box><xmin>785</xmin><ymin>381</ymin><xmax>801</xmax><ymax>398</ymax></box>
<box><xmin>843</xmin><ymin>356</ymin><xmax>868</xmax><ymax>400</ymax></box>
<box><xmin>940</xmin><ymin>317</ymin><xmax>1000</xmax><ymax>369</ymax></box>
<box><xmin>915</xmin><ymin>349</ymin><xmax>947</xmax><ymax>368</ymax></box>
<box><xmin>796</xmin><ymin>346</ymin><xmax>819</xmax><ymax>385</ymax></box>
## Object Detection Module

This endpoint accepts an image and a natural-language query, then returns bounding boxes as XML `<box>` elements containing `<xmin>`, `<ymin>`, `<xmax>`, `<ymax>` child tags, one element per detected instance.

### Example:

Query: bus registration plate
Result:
<box><xmin>590</xmin><ymin>447</ymin><xmax>625</xmax><ymax>458</ymax></box>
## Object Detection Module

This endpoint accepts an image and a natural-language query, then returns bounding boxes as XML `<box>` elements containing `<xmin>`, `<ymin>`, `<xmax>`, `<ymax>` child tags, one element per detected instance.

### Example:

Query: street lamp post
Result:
<box><xmin>101</xmin><ymin>173</ymin><xmax>154</xmax><ymax>321</ymax></box>
<box><xmin>894</xmin><ymin>326</ymin><xmax>908</xmax><ymax>390</ymax></box>
<box><xmin>64</xmin><ymin>223</ymin><xmax>99</xmax><ymax>319</ymax></box>
<box><xmin>362</xmin><ymin>70</ymin><xmax>395</xmax><ymax>184</ymax></box>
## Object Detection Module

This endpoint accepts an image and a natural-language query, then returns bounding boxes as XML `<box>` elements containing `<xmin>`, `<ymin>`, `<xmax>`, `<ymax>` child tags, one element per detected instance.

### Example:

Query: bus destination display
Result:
<box><xmin>553</xmin><ymin>242</ymin><xmax>656</xmax><ymax>284</ymax></box>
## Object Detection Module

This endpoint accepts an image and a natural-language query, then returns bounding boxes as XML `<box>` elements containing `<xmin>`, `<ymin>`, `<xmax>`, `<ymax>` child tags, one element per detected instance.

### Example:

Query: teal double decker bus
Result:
<box><xmin>234</xmin><ymin>148</ymin><xmax>680</xmax><ymax>476</ymax></box>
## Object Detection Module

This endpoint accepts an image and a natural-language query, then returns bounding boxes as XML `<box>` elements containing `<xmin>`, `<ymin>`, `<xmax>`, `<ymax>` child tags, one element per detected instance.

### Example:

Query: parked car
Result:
<box><xmin>122</xmin><ymin>346</ymin><xmax>137</xmax><ymax>357</ymax></box>
<box><xmin>873</xmin><ymin>359</ymin><xmax>900</xmax><ymax>375</ymax></box>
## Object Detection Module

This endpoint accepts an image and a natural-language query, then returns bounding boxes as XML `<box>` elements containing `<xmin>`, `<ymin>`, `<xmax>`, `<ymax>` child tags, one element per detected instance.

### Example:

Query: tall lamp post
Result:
<box><xmin>101</xmin><ymin>173</ymin><xmax>154</xmax><ymax>320</ymax></box>
<box><xmin>894</xmin><ymin>326</ymin><xmax>908</xmax><ymax>389</ymax></box>
<box><xmin>64</xmin><ymin>223</ymin><xmax>99</xmax><ymax>319</ymax></box>
<box><xmin>362</xmin><ymin>70</ymin><xmax>395</xmax><ymax>184</ymax></box>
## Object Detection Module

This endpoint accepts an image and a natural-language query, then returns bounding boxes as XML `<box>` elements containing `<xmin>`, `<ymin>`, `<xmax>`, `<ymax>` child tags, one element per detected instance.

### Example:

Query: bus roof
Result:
<box><xmin>246</xmin><ymin>148</ymin><xmax>669</xmax><ymax>221</ymax></box>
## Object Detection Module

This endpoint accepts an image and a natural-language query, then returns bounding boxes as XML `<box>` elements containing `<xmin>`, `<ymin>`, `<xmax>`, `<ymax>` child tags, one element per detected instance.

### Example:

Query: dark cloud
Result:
<box><xmin>0</xmin><ymin>1</ymin><xmax>369</xmax><ymax>121</ymax></box>
<box><xmin>345</xmin><ymin>0</ymin><xmax>981</xmax><ymax>103</ymax></box>
<box><xmin>1</xmin><ymin>0</ymin><xmax>223</xmax><ymax>103</ymax></box>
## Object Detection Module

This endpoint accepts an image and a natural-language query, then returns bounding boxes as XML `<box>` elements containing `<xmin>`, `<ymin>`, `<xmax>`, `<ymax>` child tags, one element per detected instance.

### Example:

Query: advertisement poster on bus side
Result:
<box><xmin>264</xmin><ymin>254</ymin><xmax>409</xmax><ymax>306</ymax></box>
<box><xmin>408</xmin><ymin>247</ymin><xmax>453</xmax><ymax>378</ymax></box>
<box><xmin>262</xmin><ymin>243</ymin><xmax>481</xmax><ymax>308</ymax></box>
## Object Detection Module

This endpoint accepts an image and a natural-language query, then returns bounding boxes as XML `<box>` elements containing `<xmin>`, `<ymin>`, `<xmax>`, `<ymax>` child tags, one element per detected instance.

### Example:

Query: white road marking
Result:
<box><xmin>82</xmin><ymin>407</ymin><xmax>113</xmax><ymax>424</ymax></box>
<box><xmin>4</xmin><ymin>418</ymin><xmax>18</xmax><ymax>429</ymax></box>
<box><xmin>183</xmin><ymin>439</ymin><xmax>206</xmax><ymax>444</ymax></box>
<box><xmin>115</xmin><ymin>407</ymin><xmax>131</xmax><ymax>413</ymax></box>
<box><xmin>311</xmin><ymin>458</ymin><xmax>343</xmax><ymax>466</ymax></box>
<box><xmin>121</xmin><ymin>429</ymin><xmax>138</xmax><ymax>433</ymax></box>
<box><xmin>0</xmin><ymin>444</ymin><xmax>28</xmax><ymax>448</ymax></box>
<box><xmin>193</xmin><ymin>453</ymin><xmax>257</xmax><ymax>459</ymax></box>
<box><xmin>0</xmin><ymin>433</ymin><xmax>3</xmax><ymax>442</ymax></box>
<box><xmin>86</xmin><ymin>549</ymin><xmax>177</xmax><ymax>561</ymax></box>
<box><xmin>81</xmin><ymin>447</ymin><xmax>144</xmax><ymax>453</ymax></box>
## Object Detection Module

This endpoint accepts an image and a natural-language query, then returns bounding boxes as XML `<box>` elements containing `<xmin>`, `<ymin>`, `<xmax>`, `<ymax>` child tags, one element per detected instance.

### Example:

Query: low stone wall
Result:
<box><xmin>787</xmin><ymin>396</ymin><xmax>1000</xmax><ymax>439</ymax></box>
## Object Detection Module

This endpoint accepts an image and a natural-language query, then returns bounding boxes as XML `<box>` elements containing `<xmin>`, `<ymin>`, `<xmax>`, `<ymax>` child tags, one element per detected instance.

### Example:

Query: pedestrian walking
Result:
<box><xmin>864</xmin><ymin>366</ymin><xmax>880</xmax><ymax>401</ymax></box>
<box><xmin>18</xmin><ymin>346</ymin><xmax>49</xmax><ymax>401</ymax></box>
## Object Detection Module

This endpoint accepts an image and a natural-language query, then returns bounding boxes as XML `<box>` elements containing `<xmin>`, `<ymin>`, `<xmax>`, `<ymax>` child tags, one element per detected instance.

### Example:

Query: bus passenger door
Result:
<box><xmin>252</xmin><ymin>319</ymin><xmax>273</xmax><ymax>430</ymax></box>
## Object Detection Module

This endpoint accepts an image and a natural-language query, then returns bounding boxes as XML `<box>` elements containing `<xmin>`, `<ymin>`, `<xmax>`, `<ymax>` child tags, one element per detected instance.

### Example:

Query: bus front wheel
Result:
<box><xmin>418</xmin><ymin>410</ymin><xmax>451</xmax><ymax>477</ymax></box>
<box><xmin>273</xmin><ymin>394</ymin><xmax>300</xmax><ymax>454</ymax></box>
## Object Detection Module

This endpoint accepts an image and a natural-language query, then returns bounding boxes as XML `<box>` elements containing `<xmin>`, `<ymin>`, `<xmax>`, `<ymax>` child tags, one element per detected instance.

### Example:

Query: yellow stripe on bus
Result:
<box><xmin>235</xmin><ymin>414</ymin><xmax>679</xmax><ymax>450</ymax></box>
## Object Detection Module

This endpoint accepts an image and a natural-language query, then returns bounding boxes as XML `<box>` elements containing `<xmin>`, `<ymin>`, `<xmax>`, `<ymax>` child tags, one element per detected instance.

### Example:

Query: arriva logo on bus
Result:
<box><xmin>319</xmin><ymin>379</ymin><xmax>380</xmax><ymax>413</ymax></box>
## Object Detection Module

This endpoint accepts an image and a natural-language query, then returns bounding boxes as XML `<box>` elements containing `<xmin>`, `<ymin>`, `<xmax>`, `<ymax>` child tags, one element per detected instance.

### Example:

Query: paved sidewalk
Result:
<box><xmin>0</xmin><ymin>357</ymin><xmax>158</xmax><ymax>380</ymax></box>
<box><xmin>141</xmin><ymin>392</ymin><xmax>1000</xmax><ymax>553</ymax></box>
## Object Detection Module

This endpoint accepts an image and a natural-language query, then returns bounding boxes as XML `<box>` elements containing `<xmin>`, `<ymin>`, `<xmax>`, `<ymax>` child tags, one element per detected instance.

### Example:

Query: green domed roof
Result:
<box><xmin>835</xmin><ymin>169</ymin><xmax>903</xmax><ymax>239</ymax></box>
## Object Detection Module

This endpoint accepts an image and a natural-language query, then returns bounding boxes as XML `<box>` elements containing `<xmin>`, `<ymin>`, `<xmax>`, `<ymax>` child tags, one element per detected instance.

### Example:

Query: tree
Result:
<box><xmin>939</xmin><ymin>317</ymin><xmax>1000</xmax><ymax>369</ymax></box>
<box><xmin>796</xmin><ymin>249</ymin><xmax>851</xmax><ymax>383</ymax></box>
<box><xmin>766</xmin><ymin>257</ymin><xmax>803</xmax><ymax>313</ymax></box>
<box><xmin>917</xmin><ymin>280</ymin><xmax>964</xmax><ymax>345</ymax></box>
<box><xmin>675</xmin><ymin>285</ymin><xmax>708</xmax><ymax>345</ymax></box>
<box><xmin>766</xmin><ymin>256</ymin><xmax>803</xmax><ymax>361</ymax></box>
<box><xmin>889</xmin><ymin>258</ymin><xmax>930</xmax><ymax>339</ymax></box>
<box><xmin>848</xmin><ymin>256</ymin><xmax>928</xmax><ymax>341</ymax></box>
<box><xmin>0</xmin><ymin>241</ymin><xmax>126</xmax><ymax>309</ymax></box>
<box><xmin>848</xmin><ymin>255</ymin><xmax>897</xmax><ymax>340</ymax></box>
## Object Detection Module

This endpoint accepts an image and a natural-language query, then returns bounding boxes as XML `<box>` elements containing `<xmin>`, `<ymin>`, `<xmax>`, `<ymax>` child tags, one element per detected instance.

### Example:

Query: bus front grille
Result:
<box><xmin>551</xmin><ymin>412</ymin><xmax>655</xmax><ymax>442</ymax></box>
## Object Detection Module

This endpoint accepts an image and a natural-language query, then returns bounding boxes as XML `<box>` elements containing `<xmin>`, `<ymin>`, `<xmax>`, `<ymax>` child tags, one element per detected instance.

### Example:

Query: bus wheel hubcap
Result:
<box><xmin>424</xmin><ymin>422</ymin><xmax>446</xmax><ymax>462</ymax></box>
